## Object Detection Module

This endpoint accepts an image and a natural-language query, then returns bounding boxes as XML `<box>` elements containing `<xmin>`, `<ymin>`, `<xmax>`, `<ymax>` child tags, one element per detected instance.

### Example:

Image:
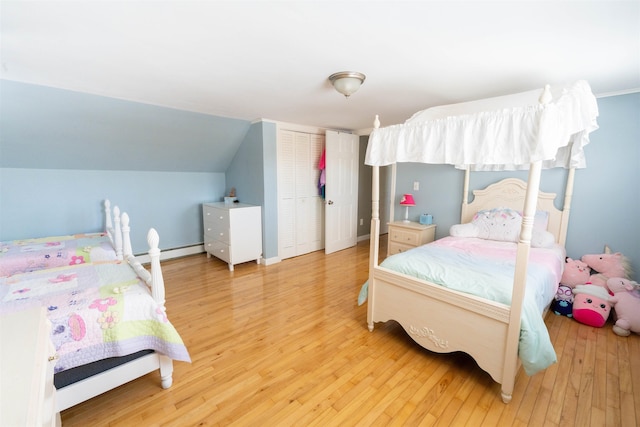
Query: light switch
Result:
<box><xmin>413</xmin><ymin>181</ymin><xmax>420</xmax><ymax>191</ymax></box>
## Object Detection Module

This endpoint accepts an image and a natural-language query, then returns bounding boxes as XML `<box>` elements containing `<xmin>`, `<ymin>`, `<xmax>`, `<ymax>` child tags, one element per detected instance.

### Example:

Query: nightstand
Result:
<box><xmin>0</xmin><ymin>307</ymin><xmax>60</xmax><ymax>427</ymax></box>
<box><xmin>387</xmin><ymin>221</ymin><xmax>437</xmax><ymax>256</ymax></box>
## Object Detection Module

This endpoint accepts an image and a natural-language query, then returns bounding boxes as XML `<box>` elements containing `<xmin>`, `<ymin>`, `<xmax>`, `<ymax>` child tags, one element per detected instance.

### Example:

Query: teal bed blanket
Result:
<box><xmin>359</xmin><ymin>236</ymin><xmax>565</xmax><ymax>375</ymax></box>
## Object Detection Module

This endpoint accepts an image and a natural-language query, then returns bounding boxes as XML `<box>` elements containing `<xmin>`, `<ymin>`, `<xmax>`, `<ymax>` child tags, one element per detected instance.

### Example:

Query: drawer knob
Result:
<box><xmin>219</xmin><ymin>249</ymin><xmax>225</xmax><ymax>253</ymax></box>
<box><xmin>219</xmin><ymin>232</ymin><xmax>224</xmax><ymax>236</ymax></box>
<box><xmin>219</xmin><ymin>216</ymin><xmax>224</xmax><ymax>220</ymax></box>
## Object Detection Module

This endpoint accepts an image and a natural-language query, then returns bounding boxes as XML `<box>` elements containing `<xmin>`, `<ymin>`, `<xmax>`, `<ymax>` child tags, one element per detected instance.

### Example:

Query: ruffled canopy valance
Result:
<box><xmin>365</xmin><ymin>80</ymin><xmax>599</xmax><ymax>171</ymax></box>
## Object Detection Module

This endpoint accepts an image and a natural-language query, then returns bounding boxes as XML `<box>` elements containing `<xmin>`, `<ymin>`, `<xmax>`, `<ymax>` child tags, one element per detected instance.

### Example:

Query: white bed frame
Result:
<box><xmin>367</xmin><ymin>149</ymin><xmax>575</xmax><ymax>403</ymax></box>
<box><xmin>55</xmin><ymin>200</ymin><xmax>174</xmax><ymax>411</ymax></box>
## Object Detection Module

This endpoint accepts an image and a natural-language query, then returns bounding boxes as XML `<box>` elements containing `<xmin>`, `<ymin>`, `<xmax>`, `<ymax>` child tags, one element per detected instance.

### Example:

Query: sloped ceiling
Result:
<box><xmin>1</xmin><ymin>1</ymin><xmax>639</xmax><ymax>131</ymax></box>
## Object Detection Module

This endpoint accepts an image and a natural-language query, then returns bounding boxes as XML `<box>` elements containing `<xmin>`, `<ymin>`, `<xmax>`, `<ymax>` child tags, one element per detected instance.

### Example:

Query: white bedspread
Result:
<box><xmin>359</xmin><ymin>236</ymin><xmax>565</xmax><ymax>375</ymax></box>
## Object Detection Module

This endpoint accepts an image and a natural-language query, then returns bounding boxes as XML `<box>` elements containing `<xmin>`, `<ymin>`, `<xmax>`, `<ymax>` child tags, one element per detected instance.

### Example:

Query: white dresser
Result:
<box><xmin>0</xmin><ymin>307</ymin><xmax>61</xmax><ymax>427</ymax></box>
<box><xmin>203</xmin><ymin>202</ymin><xmax>262</xmax><ymax>271</ymax></box>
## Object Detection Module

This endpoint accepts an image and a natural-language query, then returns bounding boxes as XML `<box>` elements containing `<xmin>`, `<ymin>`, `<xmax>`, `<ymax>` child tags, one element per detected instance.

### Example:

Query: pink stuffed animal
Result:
<box><xmin>581</xmin><ymin>246</ymin><xmax>632</xmax><ymax>288</ymax></box>
<box><xmin>572</xmin><ymin>284</ymin><xmax>612</xmax><ymax>327</ymax></box>
<box><xmin>607</xmin><ymin>277</ymin><xmax>640</xmax><ymax>336</ymax></box>
<box><xmin>560</xmin><ymin>257</ymin><xmax>591</xmax><ymax>289</ymax></box>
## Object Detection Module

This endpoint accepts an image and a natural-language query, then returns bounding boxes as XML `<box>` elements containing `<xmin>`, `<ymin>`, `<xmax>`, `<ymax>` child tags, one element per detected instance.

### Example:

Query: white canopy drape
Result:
<box><xmin>365</xmin><ymin>80</ymin><xmax>599</xmax><ymax>171</ymax></box>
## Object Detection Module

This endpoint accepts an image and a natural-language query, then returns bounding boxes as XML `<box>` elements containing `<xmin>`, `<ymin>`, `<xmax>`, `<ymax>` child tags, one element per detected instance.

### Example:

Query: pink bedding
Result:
<box><xmin>0</xmin><ymin>260</ymin><xmax>190</xmax><ymax>373</ymax></box>
<box><xmin>0</xmin><ymin>233</ymin><xmax>117</xmax><ymax>277</ymax></box>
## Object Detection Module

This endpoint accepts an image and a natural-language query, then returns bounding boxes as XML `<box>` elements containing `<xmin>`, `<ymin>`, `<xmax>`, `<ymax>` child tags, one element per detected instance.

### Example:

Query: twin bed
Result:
<box><xmin>362</xmin><ymin>80</ymin><xmax>599</xmax><ymax>403</ymax></box>
<box><xmin>0</xmin><ymin>201</ymin><xmax>190</xmax><ymax>412</ymax></box>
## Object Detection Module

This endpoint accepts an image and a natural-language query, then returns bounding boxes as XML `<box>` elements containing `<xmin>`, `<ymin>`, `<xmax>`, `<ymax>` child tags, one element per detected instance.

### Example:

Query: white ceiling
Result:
<box><xmin>1</xmin><ymin>1</ymin><xmax>639</xmax><ymax>131</ymax></box>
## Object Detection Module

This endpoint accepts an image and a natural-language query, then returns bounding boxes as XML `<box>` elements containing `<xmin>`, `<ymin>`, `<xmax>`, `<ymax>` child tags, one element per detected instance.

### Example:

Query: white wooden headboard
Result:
<box><xmin>460</xmin><ymin>178</ymin><xmax>567</xmax><ymax>244</ymax></box>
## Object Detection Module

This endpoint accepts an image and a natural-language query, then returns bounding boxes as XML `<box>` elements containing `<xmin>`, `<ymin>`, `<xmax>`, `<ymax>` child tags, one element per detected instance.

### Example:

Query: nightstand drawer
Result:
<box><xmin>386</xmin><ymin>221</ymin><xmax>436</xmax><ymax>257</ymax></box>
<box><xmin>389</xmin><ymin>228</ymin><xmax>422</xmax><ymax>246</ymax></box>
<box><xmin>388</xmin><ymin>242</ymin><xmax>416</xmax><ymax>255</ymax></box>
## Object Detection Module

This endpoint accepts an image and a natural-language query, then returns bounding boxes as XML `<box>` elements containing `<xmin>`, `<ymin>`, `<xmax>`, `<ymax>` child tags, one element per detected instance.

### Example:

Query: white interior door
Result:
<box><xmin>325</xmin><ymin>130</ymin><xmax>359</xmax><ymax>254</ymax></box>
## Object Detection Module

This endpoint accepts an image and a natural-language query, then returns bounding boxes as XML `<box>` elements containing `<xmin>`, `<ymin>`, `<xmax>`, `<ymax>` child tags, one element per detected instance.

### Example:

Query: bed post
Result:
<box><xmin>147</xmin><ymin>228</ymin><xmax>166</xmax><ymax>309</ymax></box>
<box><xmin>113</xmin><ymin>206</ymin><xmax>123</xmax><ymax>260</ymax></box>
<box><xmin>121</xmin><ymin>212</ymin><xmax>133</xmax><ymax>258</ymax></box>
<box><xmin>558</xmin><ymin>167</ymin><xmax>575</xmax><ymax>246</ymax></box>
<box><xmin>460</xmin><ymin>168</ymin><xmax>470</xmax><ymax>221</ymax></box>
<box><xmin>501</xmin><ymin>85</ymin><xmax>553</xmax><ymax>403</ymax></box>
<box><xmin>104</xmin><ymin>199</ymin><xmax>113</xmax><ymax>240</ymax></box>
<box><xmin>145</xmin><ymin>229</ymin><xmax>173</xmax><ymax>388</ymax></box>
<box><xmin>500</xmin><ymin>160</ymin><xmax>542</xmax><ymax>403</ymax></box>
<box><xmin>367</xmin><ymin>115</ymin><xmax>381</xmax><ymax>332</ymax></box>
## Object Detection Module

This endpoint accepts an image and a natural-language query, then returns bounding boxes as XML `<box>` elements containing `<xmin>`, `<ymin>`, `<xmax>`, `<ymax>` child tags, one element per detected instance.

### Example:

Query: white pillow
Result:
<box><xmin>450</xmin><ymin>207</ymin><xmax>555</xmax><ymax>248</ymax></box>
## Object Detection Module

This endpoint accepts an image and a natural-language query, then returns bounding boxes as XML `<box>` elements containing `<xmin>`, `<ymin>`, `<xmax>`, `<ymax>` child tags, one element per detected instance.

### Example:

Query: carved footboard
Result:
<box><xmin>368</xmin><ymin>267</ymin><xmax>518</xmax><ymax>403</ymax></box>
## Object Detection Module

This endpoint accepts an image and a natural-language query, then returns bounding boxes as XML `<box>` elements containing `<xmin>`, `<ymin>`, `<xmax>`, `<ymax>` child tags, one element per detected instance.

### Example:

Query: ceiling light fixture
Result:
<box><xmin>328</xmin><ymin>71</ymin><xmax>366</xmax><ymax>98</ymax></box>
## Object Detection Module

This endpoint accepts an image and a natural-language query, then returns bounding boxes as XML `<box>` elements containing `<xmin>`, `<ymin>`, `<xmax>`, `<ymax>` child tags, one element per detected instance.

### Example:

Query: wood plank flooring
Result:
<box><xmin>61</xmin><ymin>239</ymin><xmax>640</xmax><ymax>426</ymax></box>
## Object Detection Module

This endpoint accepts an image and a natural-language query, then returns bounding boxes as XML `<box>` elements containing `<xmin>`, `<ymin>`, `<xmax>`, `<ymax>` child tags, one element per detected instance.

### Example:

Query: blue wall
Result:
<box><xmin>394</xmin><ymin>92</ymin><xmax>640</xmax><ymax>277</ymax></box>
<box><xmin>0</xmin><ymin>168</ymin><xmax>224</xmax><ymax>254</ymax></box>
<box><xmin>224</xmin><ymin>120</ymin><xmax>279</xmax><ymax>260</ymax></box>
<box><xmin>0</xmin><ymin>80</ymin><xmax>280</xmax><ymax>258</ymax></box>
<box><xmin>0</xmin><ymin>80</ymin><xmax>251</xmax><ymax>172</ymax></box>
<box><xmin>0</xmin><ymin>80</ymin><xmax>251</xmax><ymax>254</ymax></box>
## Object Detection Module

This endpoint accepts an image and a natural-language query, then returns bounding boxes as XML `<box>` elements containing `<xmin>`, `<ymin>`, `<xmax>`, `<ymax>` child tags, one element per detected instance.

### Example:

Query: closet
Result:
<box><xmin>277</xmin><ymin>129</ymin><xmax>325</xmax><ymax>260</ymax></box>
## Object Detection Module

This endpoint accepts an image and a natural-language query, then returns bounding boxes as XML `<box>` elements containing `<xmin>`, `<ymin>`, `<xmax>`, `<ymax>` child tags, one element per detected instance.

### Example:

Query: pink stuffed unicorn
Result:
<box><xmin>607</xmin><ymin>277</ymin><xmax>640</xmax><ymax>336</ymax></box>
<box><xmin>581</xmin><ymin>246</ymin><xmax>632</xmax><ymax>288</ymax></box>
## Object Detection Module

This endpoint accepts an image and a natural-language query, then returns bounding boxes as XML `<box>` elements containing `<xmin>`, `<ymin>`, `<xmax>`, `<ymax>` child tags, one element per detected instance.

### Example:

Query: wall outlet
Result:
<box><xmin>360</xmin><ymin>218</ymin><xmax>363</xmax><ymax>226</ymax></box>
<box><xmin>413</xmin><ymin>181</ymin><xmax>420</xmax><ymax>191</ymax></box>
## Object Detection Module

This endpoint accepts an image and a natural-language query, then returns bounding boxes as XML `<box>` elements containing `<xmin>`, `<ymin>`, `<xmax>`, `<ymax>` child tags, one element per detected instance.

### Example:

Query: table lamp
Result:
<box><xmin>400</xmin><ymin>194</ymin><xmax>415</xmax><ymax>223</ymax></box>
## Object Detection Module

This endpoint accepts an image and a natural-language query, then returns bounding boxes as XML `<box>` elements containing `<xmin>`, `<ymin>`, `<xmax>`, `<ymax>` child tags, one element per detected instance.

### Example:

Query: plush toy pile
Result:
<box><xmin>552</xmin><ymin>246</ymin><xmax>639</xmax><ymax>335</ymax></box>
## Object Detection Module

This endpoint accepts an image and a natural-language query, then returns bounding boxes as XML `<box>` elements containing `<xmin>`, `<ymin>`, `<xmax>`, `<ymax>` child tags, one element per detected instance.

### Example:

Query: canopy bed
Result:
<box><xmin>0</xmin><ymin>201</ymin><xmax>190</xmax><ymax>412</ymax></box>
<box><xmin>362</xmin><ymin>80</ymin><xmax>599</xmax><ymax>403</ymax></box>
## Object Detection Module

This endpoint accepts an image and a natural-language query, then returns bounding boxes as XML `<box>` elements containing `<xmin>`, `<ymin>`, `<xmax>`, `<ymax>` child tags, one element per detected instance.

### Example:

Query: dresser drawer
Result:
<box><xmin>203</xmin><ymin>207</ymin><xmax>230</xmax><ymax>225</ymax></box>
<box><xmin>204</xmin><ymin>238</ymin><xmax>231</xmax><ymax>263</ymax></box>
<box><xmin>204</xmin><ymin>221</ymin><xmax>229</xmax><ymax>244</ymax></box>
<box><xmin>203</xmin><ymin>207</ymin><xmax>230</xmax><ymax>244</ymax></box>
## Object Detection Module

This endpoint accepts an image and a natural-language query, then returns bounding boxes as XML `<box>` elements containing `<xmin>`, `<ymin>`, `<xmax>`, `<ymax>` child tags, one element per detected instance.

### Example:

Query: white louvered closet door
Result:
<box><xmin>277</xmin><ymin>130</ymin><xmax>325</xmax><ymax>260</ymax></box>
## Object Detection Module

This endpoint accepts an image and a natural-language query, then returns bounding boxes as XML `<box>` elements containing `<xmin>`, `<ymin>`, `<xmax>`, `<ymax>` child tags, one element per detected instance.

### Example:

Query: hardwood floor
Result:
<box><xmin>61</xmin><ymin>239</ymin><xmax>640</xmax><ymax>426</ymax></box>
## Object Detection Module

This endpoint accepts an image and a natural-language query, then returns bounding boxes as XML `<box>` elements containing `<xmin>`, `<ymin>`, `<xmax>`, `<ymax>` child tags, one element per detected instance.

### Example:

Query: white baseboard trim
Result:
<box><xmin>357</xmin><ymin>234</ymin><xmax>371</xmax><ymax>242</ymax></box>
<box><xmin>136</xmin><ymin>244</ymin><xmax>205</xmax><ymax>264</ymax></box>
<box><xmin>262</xmin><ymin>256</ymin><xmax>281</xmax><ymax>266</ymax></box>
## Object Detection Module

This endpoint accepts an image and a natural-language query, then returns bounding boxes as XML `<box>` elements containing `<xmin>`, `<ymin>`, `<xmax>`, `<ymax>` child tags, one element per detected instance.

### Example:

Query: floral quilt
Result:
<box><xmin>0</xmin><ymin>233</ymin><xmax>117</xmax><ymax>277</ymax></box>
<box><xmin>0</xmin><ymin>260</ymin><xmax>190</xmax><ymax>373</ymax></box>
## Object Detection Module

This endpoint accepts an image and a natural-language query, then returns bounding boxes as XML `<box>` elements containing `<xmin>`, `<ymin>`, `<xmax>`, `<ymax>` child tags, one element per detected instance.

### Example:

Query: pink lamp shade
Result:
<box><xmin>400</xmin><ymin>194</ymin><xmax>415</xmax><ymax>206</ymax></box>
<box><xmin>399</xmin><ymin>194</ymin><xmax>415</xmax><ymax>223</ymax></box>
